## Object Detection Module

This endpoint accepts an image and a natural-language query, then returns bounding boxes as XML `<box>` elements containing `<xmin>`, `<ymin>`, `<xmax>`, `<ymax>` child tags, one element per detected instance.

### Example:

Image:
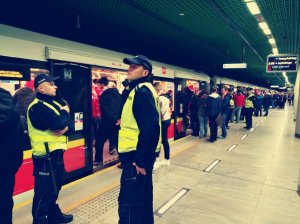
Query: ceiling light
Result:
<box><xmin>246</xmin><ymin>2</ymin><xmax>261</xmax><ymax>15</ymax></box>
<box><xmin>263</xmin><ymin>28</ymin><xmax>271</xmax><ymax>35</ymax></box>
<box><xmin>269</xmin><ymin>38</ymin><xmax>276</xmax><ymax>44</ymax></box>
<box><xmin>244</xmin><ymin>0</ymin><xmax>253</xmax><ymax>2</ymax></box>
<box><xmin>272</xmin><ymin>48</ymin><xmax>278</xmax><ymax>54</ymax></box>
<box><xmin>179</xmin><ymin>13</ymin><xmax>184</xmax><ymax>16</ymax></box>
<box><xmin>259</xmin><ymin>22</ymin><xmax>269</xmax><ymax>29</ymax></box>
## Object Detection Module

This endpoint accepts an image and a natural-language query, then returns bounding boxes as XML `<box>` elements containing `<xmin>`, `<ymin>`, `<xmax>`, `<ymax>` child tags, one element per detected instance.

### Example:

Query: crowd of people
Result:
<box><xmin>188</xmin><ymin>85</ymin><xmax>292</xmax><ymax>142</ymax></box>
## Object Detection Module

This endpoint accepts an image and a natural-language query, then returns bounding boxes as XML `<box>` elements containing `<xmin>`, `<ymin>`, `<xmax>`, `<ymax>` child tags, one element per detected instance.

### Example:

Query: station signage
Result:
<box><xmin>266</xmin><ymin>54</ymin><xmax>299</xmax><ymax>72</ymax></box>
<box><xmin>0</xmin><ymin>64</ymin><xmax>30</xmax><ymax>81</ymax></box>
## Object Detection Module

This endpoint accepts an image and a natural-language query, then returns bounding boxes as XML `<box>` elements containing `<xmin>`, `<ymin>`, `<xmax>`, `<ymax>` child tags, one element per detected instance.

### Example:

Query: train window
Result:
<box><xmin>0</xmin><ymin>68</ymin><xmax>49</xmax><ymax>95</ymax></box>
<box><xmin>92</xmin><ymin>67</ymin><xmax>127</xmax><ymax>93</ymax></box>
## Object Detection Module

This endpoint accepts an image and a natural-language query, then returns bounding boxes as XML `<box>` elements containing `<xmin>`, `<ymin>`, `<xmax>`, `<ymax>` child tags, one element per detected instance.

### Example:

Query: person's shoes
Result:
<box><xmin>153</xmin><ymin>160</ymin><xmax>161</xmax><ymax>170</ymax></box>
<box><xmin>161</xmin><ymin>159</ymin><xmax>171</xmax><ymax>166</ymax></box>
<box><xmin>49</xmin><ymin>213</ymin><xmax>73</xmax><ymax>224</ymax></box>
<box><xmin>243</xmin><ymin>126</ymin><xmax>249</xmax><ymax>129</ymax></box>
<box><xmin>199</xmin><ymin>136</ymin><xmax>203</xmax><ymax>138</ymax></box>
<box><xmin>226</xmin><ymin>126</ymin><xmax>230</xmax><ymax>129</ymax></box>
<box><xmin>117</xmin><ymin>164</ymin><xmax>123</xmax><ymax>169</ymax></box>
<box><xmin>206</xmin><ymin>139</ymin><xmax>214</xmax><ymax>142</ymax></box>
<box><xmin>218</xmin><ymin>135</ymin><xmax>226</xmax><ymax>139</ymax></box>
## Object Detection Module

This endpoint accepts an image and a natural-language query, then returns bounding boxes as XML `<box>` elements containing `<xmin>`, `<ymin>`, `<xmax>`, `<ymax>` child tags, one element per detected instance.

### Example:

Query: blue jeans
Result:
<box><xmin>198</xmin><ymin>115</ymin><xmax>208</xmax><ymax>137</ymax></box>
<box><xmin>221</xmin><ymin>113</ymin><xmax>227</xmax><ymax>137</ymax></box>
<box><xmin>231</xmin><ymin>106</ymin><xmax>242</xmax><ymax>123</ymax></box>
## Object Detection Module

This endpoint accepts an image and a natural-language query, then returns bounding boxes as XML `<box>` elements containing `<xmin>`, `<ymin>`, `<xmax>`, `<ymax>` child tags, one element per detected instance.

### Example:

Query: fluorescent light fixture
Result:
<box><xmin>178</xmin><ymin>13</ymin><xmax>184</xmax><ymax>16</ymax></box>
<box><xmin>246</xmin><ymin>2</ymin><xmax>261</xmax><ymax>15</ymax></box>
<box><xmin>269</xmin><ymin>38</ymin><xmax>276</xmax><ymax>44</ymax></box>
<box><xmin>283</xmin><ymin>72</ymin><xmax>287</xmax><ymax>77</ymax></box>
<box><xmin>259</xmin><ymin>22</ymin><xmax>269</xmax><ymax>29</ymax></box>
<box><xmin>263</xmin><ymin>28</ymin><xmax>271</xmax><ymax>35</ymax></box>
<box><xmin>270</xmin><ymin>85</ymin><xmax>279</xmax><ymax>88</ymax></box>
<box><xmin>223</xmin><ymin>63</ymin><xmax>247</xmax><ymax>69</ymax></box>
<box><xmin>244</xmin><ymin>0</ymin><xmax>253</xmax><ymax>2</ymax></box>
<box><xmin>272</xmin><ymin>48</ymin><xmax>278</xmax><ymax>54</ymax></box>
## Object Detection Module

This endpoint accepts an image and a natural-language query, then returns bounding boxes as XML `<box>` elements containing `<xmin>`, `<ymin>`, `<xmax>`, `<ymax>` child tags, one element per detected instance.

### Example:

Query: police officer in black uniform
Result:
<box><xmin>118</xmin><ymin>55</ymin><xmax>160</xmax><ymax>224</ymax></box>
<box><xmin>27</xmin><ymin>74</ymin><xmax>73</xmax><ymax>224</ymax></box>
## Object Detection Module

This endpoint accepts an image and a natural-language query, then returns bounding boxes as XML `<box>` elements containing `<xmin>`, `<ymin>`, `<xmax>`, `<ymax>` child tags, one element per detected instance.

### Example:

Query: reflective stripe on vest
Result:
<box><xmin>27</xmin><ymin>98</ymin><xmax>67</xmax><ymax>156</ymax></box>
<box><xmin>245</xmin><ymin>94</ymin><xmax>254</xmax><ymax>108</ymax></box>
<box><xmin>118</xmin><ymin>82</ymin><xmax>161</xmax><ymax>153</ymax></box>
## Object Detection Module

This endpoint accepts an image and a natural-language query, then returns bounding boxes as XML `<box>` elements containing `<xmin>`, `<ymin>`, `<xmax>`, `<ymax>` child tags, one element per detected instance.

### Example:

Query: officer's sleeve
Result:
<box><xmin>133</xmin><ymin>86</ymin><xmax>160</xmax><ymax>168</ymax></box>
<box><xmin>29</xmin><ymin>102</ymin><xmax>70</xmax><ymax>131</ymax></box>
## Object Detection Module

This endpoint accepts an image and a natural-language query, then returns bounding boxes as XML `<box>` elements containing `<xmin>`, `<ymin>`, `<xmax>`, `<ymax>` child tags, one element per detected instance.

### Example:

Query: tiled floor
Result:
<box><xmin>13</xmin><ymin>106</ymin><xmax>300</xmax><ymax>223</ymax></box>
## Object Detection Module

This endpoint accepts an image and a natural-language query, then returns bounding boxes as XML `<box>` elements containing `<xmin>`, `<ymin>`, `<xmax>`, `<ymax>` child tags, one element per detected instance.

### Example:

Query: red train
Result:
<box><xmin>0</xmin><ymin>24</ymin><xmax>263</xmax><ymax>196</ymax></box>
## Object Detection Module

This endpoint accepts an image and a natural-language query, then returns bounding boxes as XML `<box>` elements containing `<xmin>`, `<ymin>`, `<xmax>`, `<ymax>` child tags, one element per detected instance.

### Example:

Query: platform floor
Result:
<box><xmin>13</xmin><ymin>105</ymin><xmax>300</xmax><ymax>224</ymax></box>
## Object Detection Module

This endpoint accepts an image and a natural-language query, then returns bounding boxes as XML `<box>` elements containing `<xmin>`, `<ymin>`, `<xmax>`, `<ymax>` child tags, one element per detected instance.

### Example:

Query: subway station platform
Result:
<box><xmin>13</xmin><ymin>106</ymin><xmax>300</xmax><ymax>224</ymax></box>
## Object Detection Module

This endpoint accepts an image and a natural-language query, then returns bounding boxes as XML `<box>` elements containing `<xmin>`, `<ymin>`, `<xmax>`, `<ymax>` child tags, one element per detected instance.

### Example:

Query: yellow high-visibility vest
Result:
<box><xmin>27</xmin><ymin>98</ymin><xmax>68</xmax><ymax>156</ymax></box>
<box><xmin>245</xmin><ymin>94</ymin><xmax>254</xmax><ymax>108</ymax></box>
<box><xmin>118</xmin><ymin>82</ymin><xmax>161</xmax><ymax>153</ymax></box>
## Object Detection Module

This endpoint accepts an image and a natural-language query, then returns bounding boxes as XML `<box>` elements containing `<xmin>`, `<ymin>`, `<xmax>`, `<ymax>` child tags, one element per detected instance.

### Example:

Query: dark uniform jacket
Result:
<box><xmin>119</xmin><ymin>77</ymin><xmax>160</xmax><ymax>168</ymax></box>
<box><xmin>0</xmin><ymin>88</ymin><xmax>23</xmax><ymax>175</ymax></box>
<box><xmin>28</xmin><ymin>92</ymin><xmax>71</xmax><ymax>134</ymax></box>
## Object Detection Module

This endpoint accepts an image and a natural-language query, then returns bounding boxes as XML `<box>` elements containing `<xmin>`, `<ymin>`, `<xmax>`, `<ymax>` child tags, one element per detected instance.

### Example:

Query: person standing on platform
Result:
<box><xmin>27</xmin><ymin>74</ymin><xmax>73</xmax><ymax>224</ymax></box>
<box><xmin>263</xmin><ymin>91</ymin><xmax>271</xmax><ymax>116</ymax></box>
<box><xmin>219</xmin><ymin>86</ymin><xmax>230</xmax><ymax>139</ymax></box>
<box><xmin>244</xmin><ymin>87</ymin><xmax>256</xmax><ymax>130</ymax></box>
<box><xmin>153</xmin><ymin>82</ymin><xmax>171</xmax><ymax>168</ymax></box>
<box><xmin>198</xmin><ymin>90</ymin><xmax>208</xmax><ymax>138</ymax></box>
<box><xmin>94</xmin><ymin>81</ymin><xmax>122</xmax><ymax>166</ymax></box>
<box><xmin>207</xmin><ymin>87</ymin><xmax>221</xmax><ymax>142</ymax></box>
<box><xmin>231</xmin><ymin>89</ymin><xmax>245</xmax><ymax>123</ymax></box>
<box><xmin>118</xmin><ymin>55</ymin><xmax>160</xmax><ymax>224</ymax></box>
<box><xmin>0</xmin><ymin>87</ymin><xmax>24</xmax><ymax>224</ymax></box>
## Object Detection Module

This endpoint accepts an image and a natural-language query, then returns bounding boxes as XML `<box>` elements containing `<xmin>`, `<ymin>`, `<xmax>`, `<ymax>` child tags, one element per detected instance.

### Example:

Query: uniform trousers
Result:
<box><xmin>32</xmin><ymin>150</ymin><xmax>65</xmax><ymax>224</ymax></box>
<box><xmin>245</xmin><ymin>108</ymin><xmax>254</xmax><ymax>128</ymax></box>
<box><xmin>118</xmin><ymin>162</ymin><xmax>154</xmax><ymax>224</ymax></box>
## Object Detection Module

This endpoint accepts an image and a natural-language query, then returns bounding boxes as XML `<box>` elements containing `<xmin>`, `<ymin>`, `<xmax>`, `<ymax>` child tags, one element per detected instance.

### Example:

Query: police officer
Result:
<box><xmin>118</xmin><ymin>55</ymin><xmax>160</xmax><ymax>224</ymax></box>
<box><xmin>244</xmin><ymin>87</ymin><xmax>256</xmax><ymax>129</ymax></box>
<box><xmin>27</xmin><ymin>74</ymin><xmax>73</xmax><ymax>224</ymax></box>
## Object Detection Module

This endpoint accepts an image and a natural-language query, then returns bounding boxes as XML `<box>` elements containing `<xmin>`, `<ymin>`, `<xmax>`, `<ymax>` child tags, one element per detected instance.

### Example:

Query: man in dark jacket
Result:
<box><xmin>220</xmin><ymin>86</ymin><xmax>231</xmax><ymax>139</ymax></box>
<box><xmin>94</xmin><ymin>81</ymin><xmax>122</xmax><ymax>165</ymax></box>
<box><xmin>207</xmin><ymin>87</ymin><xmax>221</xmax><ymax>142</ymax></box>
<box><xmin>263</xmin><ymin>91</ymin><xmax>272</xmax><ymax>116</ymax></box>
<box><xmin>0</xmin><ymin>87</ymin><xmax>23</xmax><ymax>224</ymax></box>
<box><xmin>118</xmin><ymin>55</ymin><xmax>160</xmax><ymax>224</ymax></box>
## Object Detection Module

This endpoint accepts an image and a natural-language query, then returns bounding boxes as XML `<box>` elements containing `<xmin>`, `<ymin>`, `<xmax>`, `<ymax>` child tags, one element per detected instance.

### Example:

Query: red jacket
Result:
<box><xmin>233</xmin><ymin>93</ymin><xmax>245</xmax><ymax>107</ymax></box>
<box><xmin>92</xmin><ymin>85</ymin><xmax>101</xmax><ymax>118</ymax></box>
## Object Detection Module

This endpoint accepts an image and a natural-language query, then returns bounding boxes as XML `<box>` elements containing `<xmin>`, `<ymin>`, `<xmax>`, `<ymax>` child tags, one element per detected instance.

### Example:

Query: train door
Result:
<box><xmin>153</xmin><ymin>78</ymin><xmax>175</xmax><ymax>140</ymax></box>
<box><xmin>174</xmin><ymin>78</ymin><xmax>189</xmax><ymax>139</ymax></box>
<box><xmin>51</xmin><ymin>61</ymin><xmax>93</xmax><ymax>180</ymax></box>
<box><xmin>91</xmin><ymin>66</ymin><xmax>127</xmax><ymax>168</ymax></box>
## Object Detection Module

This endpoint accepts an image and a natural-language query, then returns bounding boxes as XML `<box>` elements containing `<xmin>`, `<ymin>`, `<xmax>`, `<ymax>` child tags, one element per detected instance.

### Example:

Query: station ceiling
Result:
<box><xmin>1</xmin><ymin>0</ymin><xmax>299</xmax><ymax>87</ymax></box>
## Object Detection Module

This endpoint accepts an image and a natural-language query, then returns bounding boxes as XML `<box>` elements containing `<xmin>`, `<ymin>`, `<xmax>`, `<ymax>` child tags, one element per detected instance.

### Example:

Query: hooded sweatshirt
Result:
<box><xmin>207</xmin><ymin>92</ymin><xmax>221</xmax><ymax>117</ymax></box>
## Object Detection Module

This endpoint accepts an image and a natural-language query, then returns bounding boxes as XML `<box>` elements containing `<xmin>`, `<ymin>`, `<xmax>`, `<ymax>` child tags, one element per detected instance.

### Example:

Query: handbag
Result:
<box><xmin>215</xmin><ymin>113</ymin><xmax>223</xmax><ymax>126</ymax></box>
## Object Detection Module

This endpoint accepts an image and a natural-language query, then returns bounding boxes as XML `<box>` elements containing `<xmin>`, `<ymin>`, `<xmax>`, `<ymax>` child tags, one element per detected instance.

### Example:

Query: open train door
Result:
<box><xmin>50</xmin><ymin>60</ymin><xmax>93</xmax><ymax>181</ymax></box>
<box><xmin>174</xmin><ymin>78</ymin><xmax>188</xmax><ymax>139</ymax></box>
